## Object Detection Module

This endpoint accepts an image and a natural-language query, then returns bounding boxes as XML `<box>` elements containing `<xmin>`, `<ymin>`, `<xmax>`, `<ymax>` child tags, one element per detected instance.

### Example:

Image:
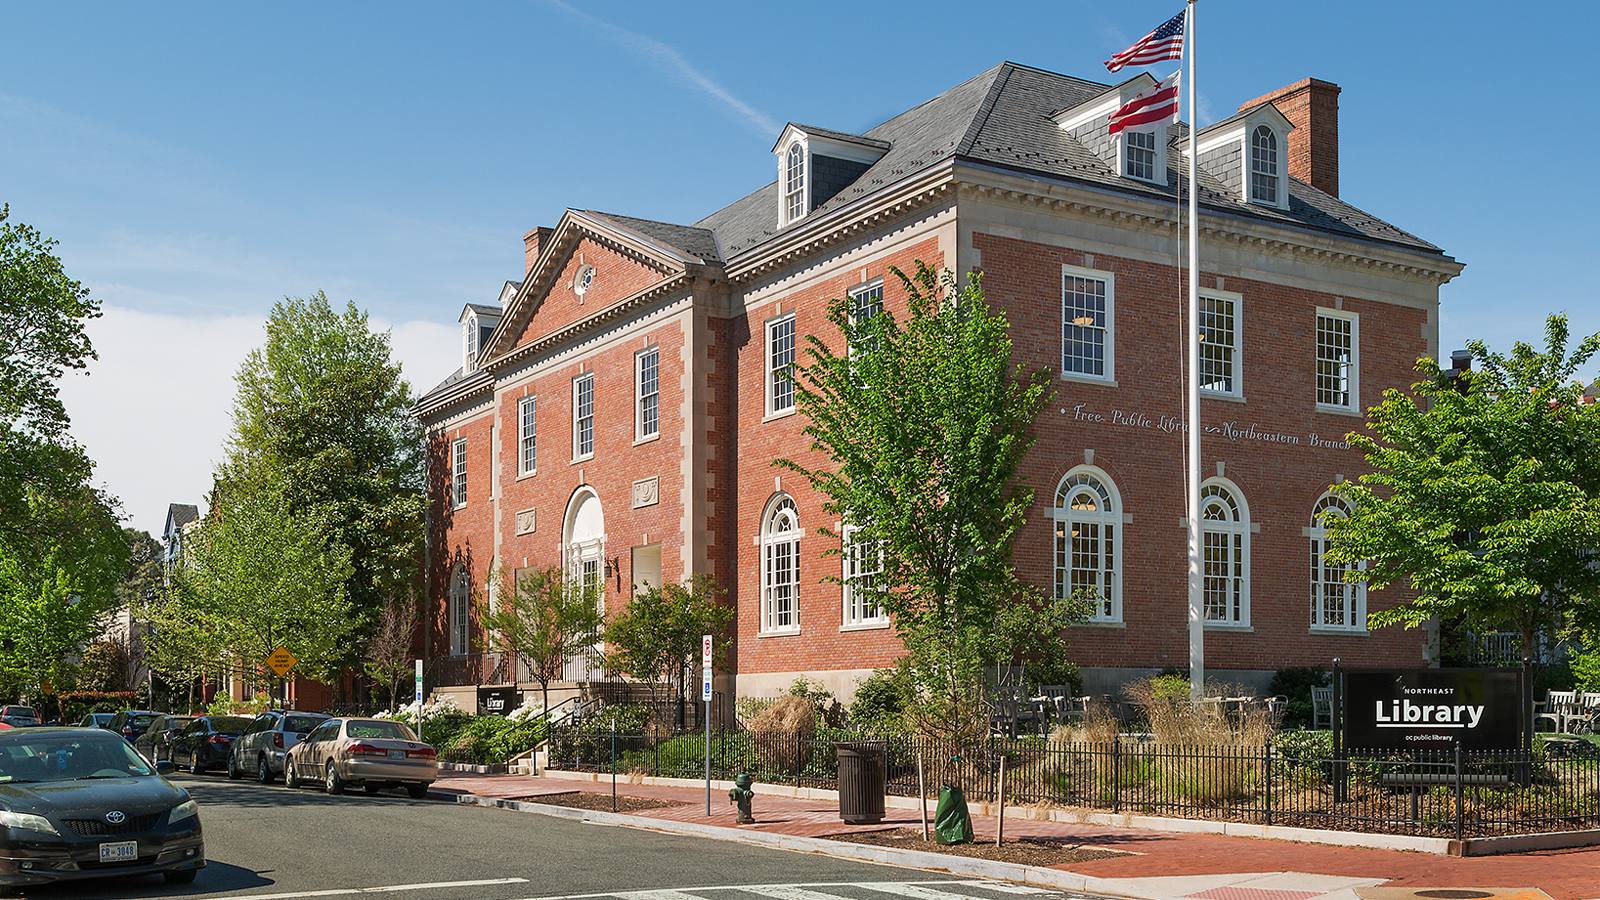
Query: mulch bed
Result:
<box><xmin>825</xmin><ymin>828</ymin><xmax>1131</xmax><ymax>866</ymax></box>
<box><xmin>510</xmin><ymin>791</ymin><xmax>688</xmax><ymax>813</ymax></box>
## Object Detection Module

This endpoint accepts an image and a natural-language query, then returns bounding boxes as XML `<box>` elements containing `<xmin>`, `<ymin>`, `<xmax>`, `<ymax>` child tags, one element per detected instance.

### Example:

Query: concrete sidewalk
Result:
<box><xmin>427</xmin><ymin>769</ymin><xmax>1600</xmax><ymax>900</ymax></box>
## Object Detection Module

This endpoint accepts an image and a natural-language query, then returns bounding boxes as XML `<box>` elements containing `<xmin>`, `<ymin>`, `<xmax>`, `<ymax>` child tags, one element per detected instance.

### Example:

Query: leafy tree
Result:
<box><xmin>0</xmin><ymin>205</ymin><xmax>98</xmax><ymax>441</ymax></box>
<box><xmin>77</xmin><ymin>640</ymin><xmax>129</xmax><ymax>693</ymax></box>
<box><xmin>477</xmin><ymin>566</ymin><xmax>604</xmax><ymax>716</ymax></box>
<box><xmin>175</xmin><ymin>472</ymin><xmax>358</xmax><ymax>687</ymax></box>
<box><xmin>363</xmin><ymin>590</ymin><xmax>421</xmax><ymax>713</ymax></box>
<box><xmin>1325</xmin><ymin>314</ymin><xmax>1600</xmax><ymax>660</ymax></box>
<box><xmin>138</xmin><ymin>590</ymin><xmax>228</xmax><ymax>713</ymax></box>
<box><xmin>116</xmin><ymin>529</ymin><xmax>164</xmax><ymax>608</ymax></box>
<box><xmin>776</xmin><ymin>261</ymin><xmax>1057</xmax><ymax>738</ymax></box>
<box><xmin>603</xmin><ymin>576</ymin><xmax>734</xmax><ymax>713</ymax></box>
<box><xmin>225</xmin><ymin>292</ymin><xmax>425</xmax><ymax>620</ymax></box>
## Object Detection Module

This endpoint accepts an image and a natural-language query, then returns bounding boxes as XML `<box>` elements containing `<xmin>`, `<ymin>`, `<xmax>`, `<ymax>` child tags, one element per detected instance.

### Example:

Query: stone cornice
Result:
<box><xmin>952</xmin><ymin>164</ymin><xmax>1464</xmax><ymax>286</ymax></box>
<box><xmin>412</xmin><ymin>369</ymin><xmax>494</xmax><ymax>423</ymax></box>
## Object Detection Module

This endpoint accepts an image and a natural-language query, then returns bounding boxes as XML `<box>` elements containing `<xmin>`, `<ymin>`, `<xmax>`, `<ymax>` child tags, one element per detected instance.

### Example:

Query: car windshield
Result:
<box><xmin>210</xmin><ymin>716</ymin><xmax>253</xmax><ymax>732</ymax></box>
<box><xmin>284</xmin><ymin>715</ymin><xmax>325</xmax><ymax>733</ymax></box>
<box><xmin>346</xmin><ymin>721</ymin><xmax>416</xmax><ymax>741</ymax></box>
<box><xmin>6</xmin><ymin>708</ymin><xmax>37</xmax><ymax>718</ymax></box>
<box><xmin>0</xmin><ymin>734</ymin><xmax>153</xmax><ymax>783</ymax></box>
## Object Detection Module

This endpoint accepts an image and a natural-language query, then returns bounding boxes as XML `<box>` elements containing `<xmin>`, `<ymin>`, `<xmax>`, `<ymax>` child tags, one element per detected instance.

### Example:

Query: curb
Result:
<box><xmin>428</xmin><ymin>788</ymin><xmax>1142</xmax><ymax>898</ymax></box>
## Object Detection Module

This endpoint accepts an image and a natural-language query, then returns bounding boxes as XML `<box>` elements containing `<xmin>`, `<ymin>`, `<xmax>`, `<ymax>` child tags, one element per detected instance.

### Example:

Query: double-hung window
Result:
<box><xmin>1316</xmin><ymin>310</ymin><xmax>1358</xmax><ymax>410</ymax></box>
<box><xmin>636</xmin><ymin>347</ymin><xmax>659</xmax><ymax>441</ymax></box>
<box><xmin>451</xmin><ymin>438</ymin><xmax>467</xmax><ymax>508</ymax></box>
<box><xmin>849</xmin><ymin>281</ymin><xmax>884</xmax><ymax>356</ymax></box>
<box><xmin>1124</xmin><ymin>130</ymin><xmax>1157</xmax><ymax>181</ymax></box>
<box><xmin>1199</xmin><ymin>291</ymin><xmax>1241</xmax><ymax>397</ymax></box>
<box><xmin>784</xmin><ymin>143</ymin><xmax>806</xmax><ymax>223</ymax></box>
<box><xmin>448</xmin><ymin>565</ymin><xmax>470</xmax><ymax>656</ymax></box>
<box><xmin>842</xmin><ymin>525</ymin><xmax>888</xmax><ymax>628</ymax></box>
<box><xmin>1250</xmin><ymin>125</ymin><xmax>1279</xmax><ymax>205</ymax></box>
<box><xmin>767</xmin><ymin>315</ymin><xmax>797</xmax><ymax>415</ymax></box>
<box><xmin>1200</xmin><ymin>480</ymin><xmax>1251</xmax><ymax>626</ymax></box>
<box><xmin>1062</xmin><ymin>265</ymin><xmax>1114</xmax><ymax>380</ymax></box>
<box><xmin>518</xmin><ymin>396</ymin><xmax>537</xmax><ymax>476</ymax></box>
<box><xmin>761</xmin><ymin>496</ymin><xmax>801</xmax><ymax>633</ymax></box>
<box><xmin>1310</xmin><ymin>494</ymin><xmax>1366</xmax><ymax>631</ymax></box>
<box><xmin>573</xmin><ymin>372</ymin><xmax>595</xmax><ymax>459</ymax></box>
<box><xmin>1053</xmin><ymin>469</ymin><xmax>1121</xmax><ymax>622</ymax></box>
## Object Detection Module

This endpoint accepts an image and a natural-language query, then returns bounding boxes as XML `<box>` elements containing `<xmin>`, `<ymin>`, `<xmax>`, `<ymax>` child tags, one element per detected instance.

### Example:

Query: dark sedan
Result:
<box><xmin>0</xmin><ymin>727</ymin><xmax>204</xmax><ymax>890</ymax></box>
<box><xmin>105</xmin><ymin>711</ymin><xmax>163</xmax><ymax>744</ymax></box>
<box><xmin>168</xmin><ymin>717</ymin><xmax>252</xmax><ymax>775</ymax></box>
<box><xmin>132</xmin><ymin>716</ymin><xmax>196</xmax><ymax>764</ymax></box>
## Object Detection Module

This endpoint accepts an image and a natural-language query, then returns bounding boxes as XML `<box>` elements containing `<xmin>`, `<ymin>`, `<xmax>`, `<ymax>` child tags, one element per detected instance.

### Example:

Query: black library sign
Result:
<box><xmin>1342</xmin><ymin>668</ymin><xmax>1523</xmax><ymax>751</ymax></box>
<box><xmin>476</xmin><ymin>685</ymin><xmax>522</xmax><ymax>717</ymax></box>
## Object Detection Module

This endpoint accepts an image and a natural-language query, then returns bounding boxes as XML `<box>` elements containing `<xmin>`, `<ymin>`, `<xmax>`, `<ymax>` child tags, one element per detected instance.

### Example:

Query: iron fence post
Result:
<box><xmin>1264</xmin><ymin>741</ymin><xmax>1273</xmax><ymax>827</ymax></box>
<box><xmin>1454</xmin><ymin>741</ymin><xmax>1464</xmax><ymax>843</ymax></box>
<box><xmin>1113</xmin><ymin>739</ymin><xmax>1122</xmax><ymax>815</ymax></box>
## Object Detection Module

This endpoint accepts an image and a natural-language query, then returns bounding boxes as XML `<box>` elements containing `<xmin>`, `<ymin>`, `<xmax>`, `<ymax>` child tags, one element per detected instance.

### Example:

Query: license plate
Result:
<box><xmin>99</xmin><ymin>840</ymin><xmax>138</xmax><ymax>863</ymax></box>
<box><xmin>387</xmin><ymin>749</ymin><xmax>404</xmax><ymax>759</ymax></box>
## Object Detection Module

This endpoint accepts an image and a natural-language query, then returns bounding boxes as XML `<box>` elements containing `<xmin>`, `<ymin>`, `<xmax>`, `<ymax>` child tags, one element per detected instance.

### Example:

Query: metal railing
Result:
<box><xmin>544</xmin><ymin>728</ymin><xmax>1600</xmax><ymax>839</ymax></box>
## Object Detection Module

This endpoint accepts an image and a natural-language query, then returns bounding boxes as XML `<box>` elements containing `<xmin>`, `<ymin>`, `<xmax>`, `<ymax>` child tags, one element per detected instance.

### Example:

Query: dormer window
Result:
<box><xmin>1250</xmin><ymin>126</ymin><xmax>1279</xmax><ymax>205</ymax></box>
<box><xmin>1052</xmin><ymin>75</ymin><xmax>1171</xmax><ymax>187</ymax></box>
<box><xmin>460</xmin><ymin>302</ymin><xmax>503</xmax><ymax>374</ymax></box>
<box><xmin>1125</xmin><ymin>131</ymin><xmax>1158</xmax><ymax>181</ymax></box>
<box><xmin>784</xmin><ymin>143</ymin><xmax>806</xmax><ymax>222</ymax></box>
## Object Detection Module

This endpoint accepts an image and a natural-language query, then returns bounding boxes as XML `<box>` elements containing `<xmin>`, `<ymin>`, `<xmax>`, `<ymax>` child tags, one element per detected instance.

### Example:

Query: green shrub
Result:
<box><xmin>1268</xmin><ymin>665</ymin><xmax>1330</xmax><ymax>729</ymax></box>
<box><xmin>850</xmin><ymin>668</ymin><xmax>914</xmax><ymax>732</ymax></box>
<box><xmin>57</xmin><ymin>691</ymin><xmax>136</xmax><ymax>724</ymax></box>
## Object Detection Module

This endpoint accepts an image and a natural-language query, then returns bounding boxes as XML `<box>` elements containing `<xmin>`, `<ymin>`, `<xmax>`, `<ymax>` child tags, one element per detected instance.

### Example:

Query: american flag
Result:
<box><xmin>1104</xmin><ymin>9</ymin><xmax>1186</xmax><ymax>73</ymax></box>
<box><xmin>1109</xmin><ymin>70</ymin><xmax>1181</xmax><ymax>136</ymax></box>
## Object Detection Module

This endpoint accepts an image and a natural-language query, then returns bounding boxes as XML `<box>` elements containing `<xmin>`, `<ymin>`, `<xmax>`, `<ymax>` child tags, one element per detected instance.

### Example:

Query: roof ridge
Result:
<box><xmin>954</xmin><ymin>63</ymin><xmax>1014</xmax><ymax>157</ymax></box>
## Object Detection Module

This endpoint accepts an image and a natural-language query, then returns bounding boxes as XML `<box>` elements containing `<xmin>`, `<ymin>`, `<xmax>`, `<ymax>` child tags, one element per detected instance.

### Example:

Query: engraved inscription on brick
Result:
<box><xmin>632</xmin><ymin>477</ymin><xmax>659</xmax><ymax>509</ymax></box>
<box><xmin>514</xmin><ymin>508</ymin><xmax>536</xmax><ymax>535</ymax></box>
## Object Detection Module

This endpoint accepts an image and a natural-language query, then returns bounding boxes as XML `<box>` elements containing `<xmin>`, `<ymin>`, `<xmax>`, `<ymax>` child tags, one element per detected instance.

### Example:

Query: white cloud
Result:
<box><xmin>59</xmin><ymin>307</ymin><xmax>460</xmax><ymax>538</ymax></box>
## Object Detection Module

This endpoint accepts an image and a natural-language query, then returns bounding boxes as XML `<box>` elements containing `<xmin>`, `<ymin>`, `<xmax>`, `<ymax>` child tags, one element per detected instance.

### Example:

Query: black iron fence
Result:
<box><xmin>545</xmin><ymin>727</ymin><xmax>1600</xmax><ymax>839</ymax></box>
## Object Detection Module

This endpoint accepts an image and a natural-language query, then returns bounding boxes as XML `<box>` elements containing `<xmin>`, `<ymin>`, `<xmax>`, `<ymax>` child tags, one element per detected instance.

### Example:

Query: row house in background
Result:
<box><xmin>412</xmin><ymin>63</ymin><xmax>1461</xmax><ymax>710</ymax></box>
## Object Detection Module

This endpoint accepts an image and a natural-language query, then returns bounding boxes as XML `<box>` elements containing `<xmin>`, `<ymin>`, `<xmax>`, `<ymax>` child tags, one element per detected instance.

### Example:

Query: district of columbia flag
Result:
<box><xmin>1104</xmin><ymin>9</ymin><xmax>1186</xmax><ymax>73</ymax></box>
<box><xmin>1109</xmin><ymin>70</ymin><xmax>1181</xmax><ymax>136</ymax></box>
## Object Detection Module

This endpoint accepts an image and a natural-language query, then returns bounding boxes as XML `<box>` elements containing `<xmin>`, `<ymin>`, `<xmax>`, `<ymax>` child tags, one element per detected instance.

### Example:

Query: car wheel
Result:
<box><xmin>284</xmin><ymin>760</ymin><xmax>301</xmax><ymax>789</ymax></box>
<box><xmin>257</xmin><ymin>754</ymin><xmax>275</xmax><ymax>785</ymax></box>
<box><xmin>406</xmin><ymin>782</ymin><xmax>429</xmax><ymax>800</ymax></box>
<box><xmin>164</xmin><ymin>868</ymin><xmax>198</xmax><ymax>884</ymax></box>
<box><xmin>363</xmin><ymin>782</ymin><xmax>381</xmax><ymax>795</ymax></box>
<box><xmin>325</xmin><ymin>761</ymin><xmax>345</xmax><ymax>795</ymax></box>
<box><xmin>227</xmin><ymin>752</ymin><xmax>242</xmax><ymax>780</ymax></box>
<box><xmin>189</xmin><ymin>751</ymin><xmax>205</xmax><ymax>776</ymax></box>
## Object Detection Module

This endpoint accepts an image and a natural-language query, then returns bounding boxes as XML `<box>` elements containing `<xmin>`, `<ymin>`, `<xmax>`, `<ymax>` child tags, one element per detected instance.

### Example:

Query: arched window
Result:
<box><xmin>1250</xmin><ymin>125</ymin><xmax>1278</xmax><ymax>205</ymax></box>
<box><xmin>1200</xmin><ymin>479</ymin><xmax>1250</xmax><ymax>626</ymax></box>
<box><xmin>761</xmin><ymin>495</ymin><xmax>801</xmax><ymax>633</ymax></box>
<box><xmin>448</xmin><ymin>564</ymin><xmax>470</xmax><ymax>656</ymax></box>
<box><xmin>784</xmin><ymin>143</ymin><xmax>806</xmax><ymax>222</ymax></box>
<box><xmin>1310</xmin><ymin>493</ymin><xmax>1365</xmax><ymax>631</ymax></box>
<box><xmin>564</xmin><ymin>489</ymin><xmax>604</xmax><ymax>599</ymax></box>
<box><xmin>1053</xmin><ymin>468</ymin><xmax>1121</xmax><ymax>622</ymax></box>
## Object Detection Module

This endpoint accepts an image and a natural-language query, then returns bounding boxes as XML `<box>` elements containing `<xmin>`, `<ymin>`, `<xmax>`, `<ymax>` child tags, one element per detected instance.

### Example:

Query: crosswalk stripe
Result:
<box><xmin>952</xmin><ymin>883</ymin><xmax>1056</xmax><ymax>895</ymax></box>
<box><xmin>859</xmin><ymin>883</ymin><xmax>1007</xmax><ymax>900</ymax></box>
<box><xmin>742</xmin><ymin>886</ymin><xmax>856</xmax><ymax>900</ymax></box>
<box><xmin>232</xmin><ymin>878</ymin><xmax>532</xmax><ymax>899</ymax></box>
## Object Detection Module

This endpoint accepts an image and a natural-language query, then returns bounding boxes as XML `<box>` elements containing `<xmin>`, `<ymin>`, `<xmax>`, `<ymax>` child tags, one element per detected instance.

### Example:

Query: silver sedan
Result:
<box><xmin>282</xmin><ymin>718</ymin><xmax>437</xmax><ymax>799</ymax></box>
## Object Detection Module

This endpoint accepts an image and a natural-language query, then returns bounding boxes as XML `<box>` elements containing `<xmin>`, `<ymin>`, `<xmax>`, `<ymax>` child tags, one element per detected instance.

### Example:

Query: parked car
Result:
<box><xmin>0</xmin><ymin>726</ymin><xmax>205</xmax><ymax>891</ymax></box>
<box><xmin>228</xmin><ymin>710</ymin><xmax>329</xmax><ymax>784</ymax></box>
<box><xmin>168</xmin><ymin>717</ymin><xmax>253</xmax><ymax>775</ymax></box>
<box><xmin>76</xmin><ymin>712</ymin><xmax>116</xmax><ymax>729</ymax></box>
<box><xmin>133</xmin><ymin>715</ymin><xmax>196</xmax><ymax>763</ymax></box>
<box><xmin>105</xmin><ymin>710</ymin><xmax>163</xmax><ymax>744</ymax></box>
<box><xmin>283</xmin><ymin>717</ymin><xmax>437</xmax><ymax>798</ymax></box>
<box><xmin>0</xmin><ymin>706</ymin><xmax>41</xmax><ymax>727</ymax></box>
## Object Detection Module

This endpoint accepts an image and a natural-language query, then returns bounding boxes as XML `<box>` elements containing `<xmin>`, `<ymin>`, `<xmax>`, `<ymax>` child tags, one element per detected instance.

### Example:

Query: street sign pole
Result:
<box><xmin>414</xmin><ymin>659</ymin><xmax>425</xmax><ymax>738</ymax></box>
<box><xmin>702</xmin><ymin>634</ymin><xmax>712</xmax><ymax>816</ymax></box>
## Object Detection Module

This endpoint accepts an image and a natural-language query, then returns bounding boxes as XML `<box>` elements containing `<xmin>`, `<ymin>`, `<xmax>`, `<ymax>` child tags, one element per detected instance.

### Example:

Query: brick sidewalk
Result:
<box><xmin>430</xmin><ymin>771</ymin><xmax>1600</xmax><ymax>900</ymax></box>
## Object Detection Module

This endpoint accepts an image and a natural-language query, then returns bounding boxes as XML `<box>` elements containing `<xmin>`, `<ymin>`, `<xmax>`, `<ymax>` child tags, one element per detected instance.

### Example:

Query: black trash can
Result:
<box><xmin>835</xmin><ymin>741</ymin><xmax>887</xmax><ymax>824</ymax></box>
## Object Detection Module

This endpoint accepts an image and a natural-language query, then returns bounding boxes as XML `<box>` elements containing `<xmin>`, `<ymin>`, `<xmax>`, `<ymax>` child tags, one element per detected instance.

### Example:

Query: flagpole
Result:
<box><xmin>1185</xmin><ymin>0</ymin><xmax>1204</xmax><ymax>703</ymax></box>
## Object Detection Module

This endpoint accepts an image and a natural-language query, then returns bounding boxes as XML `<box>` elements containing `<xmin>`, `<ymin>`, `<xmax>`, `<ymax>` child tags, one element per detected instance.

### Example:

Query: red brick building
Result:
<box><xmin>412</xmin><ymin>64</ymin><xmax>1462</xmax><ymax>707</ymax></box>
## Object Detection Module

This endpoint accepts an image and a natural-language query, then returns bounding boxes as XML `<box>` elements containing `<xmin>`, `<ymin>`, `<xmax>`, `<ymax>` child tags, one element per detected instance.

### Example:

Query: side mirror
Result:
<box><xmin>154</xmin><ymin>760</ymin><xmax>177</xmax><ymax>776</ymax></box>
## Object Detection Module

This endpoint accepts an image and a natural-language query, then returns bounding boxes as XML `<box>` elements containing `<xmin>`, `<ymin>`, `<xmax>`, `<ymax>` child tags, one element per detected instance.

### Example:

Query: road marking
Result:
<box><xmin>951</xmin><ymin>884</ymin><xmax>1056</xmax><ymax>895</ymax></box>
<box><xmin>742</xmin><ymin>888</ymin><xmax>852</xmax><ymax>900</ymax></box>
<box><xmin>867</xmin><ymin>885</ymin><xmax>1026</xmax><ymax>900</ymax></box>
<box><xmin>518</xmin><ymin>882</ymin><xmax>1079</xmax><ymax>900</ymax></box>
<box><xmin>231</xmin><ymin>877</ymin><xmax>531</xmax><ymax>899</ymax></box>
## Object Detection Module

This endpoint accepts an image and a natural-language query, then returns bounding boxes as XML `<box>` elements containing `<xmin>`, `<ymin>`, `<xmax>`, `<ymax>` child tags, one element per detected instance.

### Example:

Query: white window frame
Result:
<box><xmin>1315</xmin><ymin>309</ymin><xmax>1359</xmax><ymax>412</ymax></box>
<box><xmin>1309</xmin><ymin>493</ymin><xmax>1366</xmax><ymax>633</ymax></box>
<box><xmin>760</xmin><ymin>495</ymin><xmax>801</xmax><ymax>634</ymax></box>
<box><xmin>1053</xmin><ymin>468</ymin><xmax>1122</xmax><ymax>623</ymax></box>
<box><xmin>1249</xmin><ymin>125</ymin><xmax>1280</xmax><ymax>206</ymax></box>
<box><xmin>448</xmin><ymin>564</ymin><xmax>470</xmax><ymax>656</ymax></box>
<box><xmin>1061</xmin><ymin>264</ymin><xmax>1115</xmax><ymax>382</ymax></box>
<box><xmin>1119</xmin><ymin>129</ymin><xmax>1165</xmax><ymax>184</ymax></box>
<box><xmin>1198</xmin><ymin>289</ymin><xmax>1243</xmax><ymax>398</ymax></box>
<box><xmin>841</xmin><ymin>524</ymin><xmax>888</xmax><ymax>629</ymax></box>
<box><xmin>635</xmin><ymin>346</ymin><xmax>660</xmax><ymax>442</ymax></box>
<box><xmin>766</xmin><ymin>314</ymin><xmax>797</xmax><ymax>417</ymax></box>
<box><xmin>573</xmin><ymin>372</ymin><xmax>595</xmax><ymax>460</ymax></box>
<box><xmin>451</xmin><ymin>438</ymin><xmax>467</xmax><ymax>509</ymax></box>
<box><xmin>1200</xmin><ymin>478</ymin><xmax>1251</xmax><ymax>628</ymax></box>
<box><xmin>848</xmin><ymin>280</ymin><xmax>884</xmax><ymax>357</ymax></box>
<box><xmin>517</xmin><ymin>395</ymin><xmax>537</xmax><ymax>477</ymax></box>
<box><xmin>782</xmin><ymin>141</ymin><xmax>807</xmax><ymax>225</ymax></box>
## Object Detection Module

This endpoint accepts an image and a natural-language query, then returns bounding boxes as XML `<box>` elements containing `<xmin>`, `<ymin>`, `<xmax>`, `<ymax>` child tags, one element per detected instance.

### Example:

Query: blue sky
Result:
<box><xmin>4</xmin><ymin>1</ymin><xmax>1596</xmax><ymax>535</ymax></box>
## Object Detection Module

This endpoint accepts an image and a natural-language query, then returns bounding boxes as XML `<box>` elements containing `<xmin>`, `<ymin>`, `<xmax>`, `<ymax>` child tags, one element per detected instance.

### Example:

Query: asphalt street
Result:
<box><xmin>11</xmin><ymin>774</ymin><xmax>1116</xmax><ymax>900</ymax></box>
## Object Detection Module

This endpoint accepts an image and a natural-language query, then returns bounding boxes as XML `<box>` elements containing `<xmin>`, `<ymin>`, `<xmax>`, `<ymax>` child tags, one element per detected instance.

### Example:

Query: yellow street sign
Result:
<box><xmin>266</xmin><ymin>647</ymin><xmax>297</xmax><ymax>677</ymax></box>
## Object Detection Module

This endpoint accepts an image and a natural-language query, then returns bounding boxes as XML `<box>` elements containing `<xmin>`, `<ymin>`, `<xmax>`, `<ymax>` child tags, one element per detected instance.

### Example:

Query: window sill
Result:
<box><xmin>1315</xmin><ymin>404</ymin><xmax>1363</xmax><ymax>418</ymax></box>
<box><xmin>1202</xmin><ymin>391</ymin><xmax>1246</xmax><ymax>404</ymax></box>
<box><xmin>451</xmin><ymin>502</ymin><xmax>467</xmax><ymax>511</ymax></box>
<box><xmin>1058</xmin><ymin>373</ymin><xmax>1117</xmax><ymax>388</ymax></box>
<box><xmin>1203</xmin><ymin>623</ymin><xmax>1254</xmax><ymax>632</ymax></box>
<box><xmin>1079</xmin><ymin>620</ymin><xmax>1125</xmax><ymax>628</ymax></box>
<box><xmin>758</xmin><ymin>627</ymin><xmax>802</xmax><ymax>638</ymax></box>
<box><xmin>762</xmin><ymin>408</ymin><xmax>798</xmax><ymax>424</ymax></box>
<box><xmin>1310</xmin><ymin>626</ymin><xmax>1368</xmax><ymax>636</ymax></box>
<box><xmin>840</xmin><ymin>621</ymin><xmax>891</xmax><ymax>632</ymax></box>
<box><xmin>571</xmin><ymin>454</ymin><xmax>594</xmax><ymax>465</ymax></box>
<box><xmin>633</xmin><ymin>433</ymin><xmax>660</xmax><ymax>447</ymax></box>
<box><xmin>515</xmin><ymin>469</ymin><xmax>537</xmax><ymax>481</ymax></box>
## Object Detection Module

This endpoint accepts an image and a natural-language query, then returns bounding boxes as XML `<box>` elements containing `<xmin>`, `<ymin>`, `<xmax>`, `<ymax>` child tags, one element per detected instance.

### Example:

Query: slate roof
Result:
<box><xmin>425</xmin><ymin>367</ymin><xmax>469</xmax><ymax>397</ymax></box>
<box><xmin>584</xmin><ymin>211</ymin><xmax>723</xmax><ymax>264</ymax></box>
<box><xmin>782</xmin><ymin>124</ymin><xmax>892</xmax><ymax>152</ymax></box>
<box><xmin>165</xmin><ymin>503</ymin><xmax>198</xmax><ymax>534</ymax></box>
<box><xmin>464</xmin><ymin>303</ymin><xmax>502</xmax><ymax>316</ymax></box>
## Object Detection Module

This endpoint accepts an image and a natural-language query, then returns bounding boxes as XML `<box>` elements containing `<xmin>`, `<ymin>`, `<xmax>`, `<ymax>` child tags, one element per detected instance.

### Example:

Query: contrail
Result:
<box><xmin>541</xmin><ymin>0</ymin><xmax>780</xmax><ymax>139</ymax></box>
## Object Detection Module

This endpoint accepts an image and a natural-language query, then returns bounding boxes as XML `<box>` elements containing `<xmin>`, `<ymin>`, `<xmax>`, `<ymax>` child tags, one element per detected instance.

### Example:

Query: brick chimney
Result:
<box><xmin>523</xmin><ymin>226</ymin><xmax>555</xmax><ymax>275</ymax></box>
<box><xmin>1238</xmin><ymin>78</ymin><xmax>1340</xmax><ymax>198</ymax></box>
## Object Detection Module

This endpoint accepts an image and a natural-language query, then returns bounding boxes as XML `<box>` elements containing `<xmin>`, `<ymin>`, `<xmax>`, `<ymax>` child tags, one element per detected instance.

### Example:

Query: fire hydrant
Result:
<box><xmin>728</xmin><ymin>772</ymin><xmax>756</xmax><ymax>823</ymax></box>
